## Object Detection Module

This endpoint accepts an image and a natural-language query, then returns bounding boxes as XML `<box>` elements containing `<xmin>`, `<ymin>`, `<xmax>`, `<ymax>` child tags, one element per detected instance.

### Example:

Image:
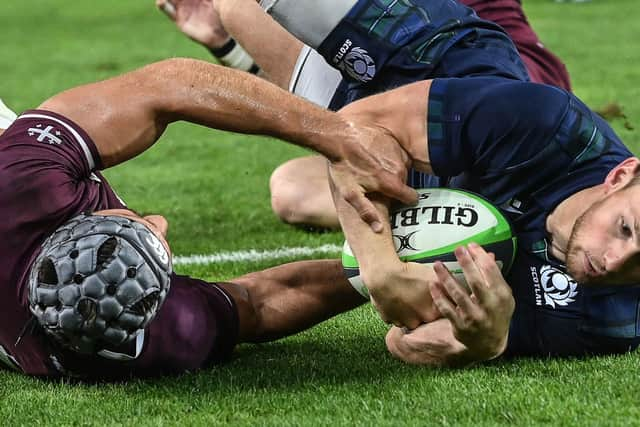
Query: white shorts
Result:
<box><xmin>288</xmin><ymin>45</ymin><xmax>342</xmax><ymax>108</ymax></box>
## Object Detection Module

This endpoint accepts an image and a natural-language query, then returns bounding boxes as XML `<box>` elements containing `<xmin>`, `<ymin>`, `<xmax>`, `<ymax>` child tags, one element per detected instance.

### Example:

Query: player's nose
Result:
<box><xmin>604</xmin><ymin>242</ymin><xmax>638</xmax><ymax>273</ymax></box>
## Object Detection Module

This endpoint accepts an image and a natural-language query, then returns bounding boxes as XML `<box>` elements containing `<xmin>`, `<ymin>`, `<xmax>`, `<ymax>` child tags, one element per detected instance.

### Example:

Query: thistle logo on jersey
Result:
<box><xmin>332</xmin><ymin>39</ymin><xmax>376</xmax><ymax>82</ymax></box>
<box><xmin>537</xmin><ymin>265</ymin><xmax>579</xmax><ymax>308</ymax></box>
<box><xmin>27</xmin><ymin>124</ymin><xmax>62</xmax><ymax>145</ymax></box>
<box><xmin>343</xmin><ymin>47</ymin><xmax>376</xmax><ymax>82</ymax></box>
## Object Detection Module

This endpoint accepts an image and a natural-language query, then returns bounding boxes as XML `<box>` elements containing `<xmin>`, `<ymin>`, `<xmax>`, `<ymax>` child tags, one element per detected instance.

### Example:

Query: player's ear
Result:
<box><xmin>603</xmin><ymin>157</ymin><xmax>640</xmax><ymax>193</ymax></box>
<box><xmin>144</xmin><ymin>215</ymin><xmax>169</xmax><ymax>238</ymax></box>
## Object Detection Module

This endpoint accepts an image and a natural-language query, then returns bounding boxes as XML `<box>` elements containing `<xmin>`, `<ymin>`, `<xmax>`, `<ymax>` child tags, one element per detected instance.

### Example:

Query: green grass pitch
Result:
<box><xmin>1</xmin><ymin>0</ymin><xmax>640</xmax><ymax>425</ymax></box>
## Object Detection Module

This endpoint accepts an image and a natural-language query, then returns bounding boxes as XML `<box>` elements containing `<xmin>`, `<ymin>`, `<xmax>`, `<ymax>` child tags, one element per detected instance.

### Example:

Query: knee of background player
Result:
<box><xmin>269</xmin><ymin>161</ymin><xmax>339</xmax><ymax>229</ymax></box>
<box><xmin>270</xmin><ymin>165</ymin><xmax>308</xmax><ymax>225</ymax></box>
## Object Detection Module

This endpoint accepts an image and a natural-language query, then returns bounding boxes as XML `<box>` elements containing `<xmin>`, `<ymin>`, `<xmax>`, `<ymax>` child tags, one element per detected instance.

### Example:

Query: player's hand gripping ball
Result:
<box><xmin>343</xmin><ymin>188</ymin><xmax>517</xmax><ymax>298</ymax></box>
<box><xmin>28</xmin><ymin>214</ymin><xmax>172</xmax><ymax>354</ymax></box>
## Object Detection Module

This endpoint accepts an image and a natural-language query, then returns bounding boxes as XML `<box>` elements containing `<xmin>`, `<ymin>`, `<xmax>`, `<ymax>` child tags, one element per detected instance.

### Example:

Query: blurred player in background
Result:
<box><xmin>157</xmin><ymin>0</ymin><xmax>640</xmax><ymax>365</ymax></box>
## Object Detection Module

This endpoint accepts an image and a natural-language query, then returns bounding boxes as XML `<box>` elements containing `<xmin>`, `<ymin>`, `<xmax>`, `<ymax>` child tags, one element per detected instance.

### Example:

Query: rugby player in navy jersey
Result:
<box><xmin>159</xmin><ymin>0</ymin><xmax>640</xmax><ymax>364</ymax></box>
<box><xmin>0</xmin><ymin>59</ymin><xmax>420</xmax><ymax>378</ymax></box>
<box><xmin>157</xmin><ymin>0</ymin><xmax>572</xmax><ymax>229</ymax></box>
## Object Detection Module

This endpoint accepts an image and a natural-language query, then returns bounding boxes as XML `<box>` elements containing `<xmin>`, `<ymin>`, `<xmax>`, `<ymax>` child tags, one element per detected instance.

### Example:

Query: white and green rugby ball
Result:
<box><xmin>342</xmin><ymin>188</ymin><xmax>517</xmax><ymax>298</ymax></box>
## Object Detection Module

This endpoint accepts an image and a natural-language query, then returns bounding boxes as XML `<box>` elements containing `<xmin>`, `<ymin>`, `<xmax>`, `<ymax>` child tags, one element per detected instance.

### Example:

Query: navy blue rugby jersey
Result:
<box><xmin>413</xmin><ymin>76</ymin><xmax>640</xmax><ymax>357</ymax></box>
<box><xmin>316</xmin><ymin>0</ymin><xmax>528</xmax><ymax>110</ymax></box>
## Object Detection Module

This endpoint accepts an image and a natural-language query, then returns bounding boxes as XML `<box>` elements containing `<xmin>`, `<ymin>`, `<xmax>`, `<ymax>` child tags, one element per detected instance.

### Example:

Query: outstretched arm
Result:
<box><xmin>328</xmin><ymin>79</ymin><xmax>444</xmax><ymax>327</ymax></box>
<box><xmin>221</xmin><ymin>259</ymin><xmax>366</xmax><ymax>342</ymax></box>
<box><xmin>38</xmin><ymin>59</ymin><xmax>416</xmax><ymax>228</ymax></box>
<box><xmin>38</xmin><ymin>58</ymin><xmax>344</xmax><ymax>167</ymax></box>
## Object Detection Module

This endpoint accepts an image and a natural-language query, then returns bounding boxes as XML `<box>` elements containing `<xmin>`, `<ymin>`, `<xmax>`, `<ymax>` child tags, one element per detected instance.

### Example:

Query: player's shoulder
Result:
<box><xmin>0</xmin><ymin>109</ymin><xmax>102</xmax><ymax>171</ymax></box>
<box><xmin>432</xmin><ymin>77</ymin><xmax>570</xmax><ymax>121</ymax></box>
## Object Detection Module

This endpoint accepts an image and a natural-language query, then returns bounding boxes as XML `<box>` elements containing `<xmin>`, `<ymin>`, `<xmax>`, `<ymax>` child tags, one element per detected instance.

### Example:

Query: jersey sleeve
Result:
<box><xmin>316</xmin><ymin>0</ymin><xmax>481</xmax><ymax>83</ymax></box>
<box><xmin>0</xmin><ymin>109</ymin><xmax>103</xmax><ymax>177</ymax></box>
<box><xmin>427</xmin><ymin>77</ymin><xmax>571</xmax><ymax>177</ymax></box>
<box><xmin>504</xmin><ymin>259</ymin><xmax>640</xmax><ymax>358</ymax></box>
<box><xmin>426</xmin><ymin>77</ymin><xmax>630</xmax><ymax>203</ymax></box>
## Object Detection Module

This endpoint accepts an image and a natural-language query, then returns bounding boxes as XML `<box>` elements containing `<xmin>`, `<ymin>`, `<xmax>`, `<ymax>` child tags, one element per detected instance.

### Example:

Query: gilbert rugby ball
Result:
<box><xmin>342</xmin><ymin>188</ymin><xmax>516</xmax><ymax>298</ymax></box>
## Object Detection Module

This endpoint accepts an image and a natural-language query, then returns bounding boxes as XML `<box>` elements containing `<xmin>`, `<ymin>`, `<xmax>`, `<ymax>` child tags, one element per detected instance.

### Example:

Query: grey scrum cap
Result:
<box><xmin>28</xmin><ymin>213</ymin><xmax>172</xmax><ymax>354</ymax></box>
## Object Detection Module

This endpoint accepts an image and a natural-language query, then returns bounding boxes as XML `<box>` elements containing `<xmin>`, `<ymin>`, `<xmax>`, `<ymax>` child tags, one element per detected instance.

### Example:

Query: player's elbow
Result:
<box><xmin>385</xmin><ymin>327</ymin><xmax>444</xmax><ymax>367</ymax></box>
<box><xmin>139</xmin><ymin>58</ymin><xmax>221</xmax><ymax>122</ymax></box>
<box><xmin>385</xmin><ymin>325</ymin><xmax>470</xmax><ymax>368</ymax></box>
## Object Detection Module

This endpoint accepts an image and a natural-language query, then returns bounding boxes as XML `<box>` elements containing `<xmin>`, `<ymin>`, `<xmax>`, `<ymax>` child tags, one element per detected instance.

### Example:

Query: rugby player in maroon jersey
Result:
<box><xmin>0</xmin><ymin>59</ymin><xmax>413</xmax><ymax>377</ymax></box>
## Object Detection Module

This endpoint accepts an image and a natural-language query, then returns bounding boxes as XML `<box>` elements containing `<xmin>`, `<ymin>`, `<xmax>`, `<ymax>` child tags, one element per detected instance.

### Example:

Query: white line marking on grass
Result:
<box><xmin>173</xmin><ymin>244</ymin><xmax>343</xmax><ymax>265</ymax></box>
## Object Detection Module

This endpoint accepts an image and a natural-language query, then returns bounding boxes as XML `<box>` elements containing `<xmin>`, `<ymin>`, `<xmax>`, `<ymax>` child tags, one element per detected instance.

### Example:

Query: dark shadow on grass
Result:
<box><xmin>8</xmin><ymin>335</ymin><xmax>636</xmax><ymax>394</ymax></box>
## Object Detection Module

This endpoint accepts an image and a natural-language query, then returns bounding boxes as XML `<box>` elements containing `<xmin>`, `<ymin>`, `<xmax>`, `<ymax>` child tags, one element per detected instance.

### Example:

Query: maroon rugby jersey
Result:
<box><xmin>0</xmin><ymin>110</ymin><xmax>125</xmax><ymax>375</ymax></box>
<box><xmin>0</xmin><ymin>110</ymin><xmax>238</xmax><ymax>377</ymax></box>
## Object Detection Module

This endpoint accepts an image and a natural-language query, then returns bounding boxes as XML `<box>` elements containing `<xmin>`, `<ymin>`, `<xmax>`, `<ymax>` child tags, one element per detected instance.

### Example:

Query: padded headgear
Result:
<box><xmin>28</xmin><ymin>213</ymin><xmax>172</xmax><ymax>354</ymax></box>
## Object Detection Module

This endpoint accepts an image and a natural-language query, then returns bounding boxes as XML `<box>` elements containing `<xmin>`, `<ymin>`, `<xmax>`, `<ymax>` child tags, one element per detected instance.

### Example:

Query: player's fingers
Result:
<box><xmin>467</xmin><ymin>243</ymin><xmax>504</xmax><ymax>292</ymax></box>
<box><xmin>342</xmin><ymin>190</ymin><xmax>384</xmax><ymax>233</ymax></box>
<box><xmin>467</xmin><ymin>243</ymin><xmax>511</xmax><ymax>308</ymax></box>
<box><xmin>454</xmin><ymin>245</ymin><xmax>488</xmax><ymax>303</ymax></box>
<box><xmin>428</xmin><ymin>280</ymin><xmax>461</xmax><ymax>329</ymax></box>
<box><xmin>433</xmin><ymin>261</ymin><xmax>478</xmax><ymax>315</ymax></box>
<box><xmin>379</xmin><ymin>178</ymin><xmax>418</xmax><ymax>206</ymax></box>
<box><xmin>157</xmin><ymin>0</ymin><xmax>177</xmax><ymax>19</ymax></box>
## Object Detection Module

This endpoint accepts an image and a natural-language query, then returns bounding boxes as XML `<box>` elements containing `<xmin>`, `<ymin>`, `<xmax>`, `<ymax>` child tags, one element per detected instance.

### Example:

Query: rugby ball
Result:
<box><xmin>342</xmin><ymin>188</ymin><xmax>516</xmax><ymax>298</ymax></box>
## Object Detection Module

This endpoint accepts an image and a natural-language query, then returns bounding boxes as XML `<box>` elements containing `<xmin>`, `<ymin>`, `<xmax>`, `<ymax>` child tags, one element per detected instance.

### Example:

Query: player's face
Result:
<box><xmin>565</xmin><ymin>184</ymin><xmax>640</xmax><ymax>285</ymax></box>
<box><xmin>92</xmin><ymin>208</ymin><xmax>172</xmax><ymax>258</ymax></box>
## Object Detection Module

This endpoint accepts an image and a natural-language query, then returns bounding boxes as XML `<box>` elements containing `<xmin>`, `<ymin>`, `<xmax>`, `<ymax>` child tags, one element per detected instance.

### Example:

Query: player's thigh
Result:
<box><xmin>134</xmin><ymin>277</ymin><xmax>239</xmax><ymax>371</ymax></box>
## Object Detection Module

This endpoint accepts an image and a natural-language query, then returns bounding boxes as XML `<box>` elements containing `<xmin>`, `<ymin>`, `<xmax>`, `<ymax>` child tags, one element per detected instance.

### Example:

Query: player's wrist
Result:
<box><xmin>361</xmin><ymin>257</ymin><xmax>404</xmax><ymax>292</ymax></box>
<box><xmin>208</xmin><ymin>38</ymin><xmax>261</xmax><ymax>74</ymax></box>
<box><xmin>486</xmin><ymin>330</ymin><xmax>509</xmax><ymax>360</ymax></box>
<box><xmin>287</xmin><ymin>109</ymin><xmax>349</xmax><ymax>162</ymax></box>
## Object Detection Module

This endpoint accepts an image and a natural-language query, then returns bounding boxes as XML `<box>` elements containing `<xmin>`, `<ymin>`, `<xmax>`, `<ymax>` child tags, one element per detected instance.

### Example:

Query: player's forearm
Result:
<box><xmin>216</xmin><ymin>0</ymin><xmax>303</xmax><ymax>89</ymax></box>
<box><xmin>42</xmin><ymin>59</ymin><xmax>350</xmax><ymax>167</ymax></box>
<box><xmin>155</xmin><ymin>59</ymin><xmax>348</xmax><ymax>158</ymax></box>
<box><xmin>232</xmin><ymin>259</ymin><xmax>365</xmax><ymax>342</ymax></box>
<box><xmin>386</xmin><ymin>320</ymin><xmax>507</xmax><ymax>367</ymax></box>
<box><xmin>332</xmin><ymin>188</ymin><xmax>401</xmax><ymax>288</ymax></box>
